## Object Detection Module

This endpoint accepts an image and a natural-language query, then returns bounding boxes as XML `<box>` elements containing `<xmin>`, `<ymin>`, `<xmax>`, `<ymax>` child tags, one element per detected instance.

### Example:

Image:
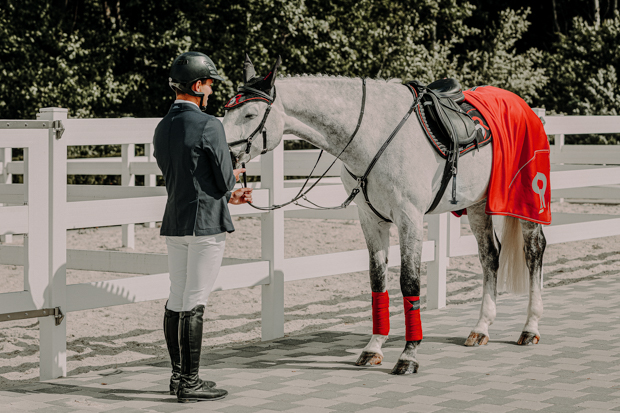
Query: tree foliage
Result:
<box><xmin>0</xmin><ymin>0</ymin><xmax>618</xmax><ymax>142</ymax></box>
<box><xmin>541</xmin><ymin>11</ymin><xmax>620</xmax><ymax>143</ymax></box>
<box><xmin>459</xmin><ymin>8</ymin><xmax>548</xmax><ymax>102</ymax></box>
<box><xmin>543</xmin><ymin>12</ymin><xmax>620</xmax><ymax>116</ymax></box>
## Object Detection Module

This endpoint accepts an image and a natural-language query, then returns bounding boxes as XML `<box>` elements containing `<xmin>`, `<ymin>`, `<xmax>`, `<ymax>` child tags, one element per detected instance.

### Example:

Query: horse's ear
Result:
<box><xmin>243</xmin><ymin>54</ymin><xmax>256</xmax><ymax>84</ymax></box>
<box><xmin>263</xmin><ymin>55</ymin><xmax>281</xmax><ymax>89</ymax></box>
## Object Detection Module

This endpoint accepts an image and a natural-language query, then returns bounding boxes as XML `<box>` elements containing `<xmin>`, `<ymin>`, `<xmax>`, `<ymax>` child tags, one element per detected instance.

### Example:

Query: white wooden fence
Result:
<box><xmin>1</xmin><ymin>107</ymin><xmax>619</xmax><ymax>381</ymax></box>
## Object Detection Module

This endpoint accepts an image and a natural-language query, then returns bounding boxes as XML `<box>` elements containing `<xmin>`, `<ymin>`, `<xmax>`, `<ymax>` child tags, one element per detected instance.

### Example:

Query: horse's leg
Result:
<box><xmin>517</xmin><ymin>219</ymin><xmax>546</xmax><ymax>345</ymax></box>
<box><xmin>464</xmin><ymin>200</ymin><xmax>500</xmax><ymax>346</ymax></box>
<box><xmin>391</xmin><ymin>208</ymin><xmax>425</xmax><ymax>375</ymax></box>
<box><xmin>355</xmin><ymin>210</ymin><xmax>391</xmax><ymax>366</ymax></box>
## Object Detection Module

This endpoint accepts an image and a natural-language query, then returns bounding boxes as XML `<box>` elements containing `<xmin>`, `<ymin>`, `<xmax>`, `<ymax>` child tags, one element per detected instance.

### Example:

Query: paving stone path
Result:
<box><xmin>1</xmin><ymin>276</ymin><xmax>620</xmax><ymax>412</ymax></box>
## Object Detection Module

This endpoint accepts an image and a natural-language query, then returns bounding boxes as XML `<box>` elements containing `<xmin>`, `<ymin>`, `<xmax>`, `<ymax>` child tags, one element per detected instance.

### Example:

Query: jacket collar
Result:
<box><xmin>169</xmin><ymin>100</ymin><xmax>202</xmax><ymax>113</ymax></box>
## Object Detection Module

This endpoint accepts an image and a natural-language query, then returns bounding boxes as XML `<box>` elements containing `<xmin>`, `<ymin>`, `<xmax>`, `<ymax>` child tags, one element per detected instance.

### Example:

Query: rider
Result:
<box><xmin>153</xmin><ymin>51</ymin><xmax>252</xmax><ymax>403</ymax></box>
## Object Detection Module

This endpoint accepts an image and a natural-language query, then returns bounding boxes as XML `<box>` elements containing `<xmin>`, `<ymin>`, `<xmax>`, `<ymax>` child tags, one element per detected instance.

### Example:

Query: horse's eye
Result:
<box><xmin>245</xmin><ymin>113</ymin><xmax>257</xmax><ymax>119</ymax></box>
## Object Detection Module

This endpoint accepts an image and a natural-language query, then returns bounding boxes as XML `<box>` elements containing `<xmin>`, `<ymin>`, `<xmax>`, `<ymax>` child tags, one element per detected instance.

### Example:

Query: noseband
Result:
<box><xmin>225</xmin><ymin>85</ymin><xmax>276</xmax><ymax>157</ymax></box>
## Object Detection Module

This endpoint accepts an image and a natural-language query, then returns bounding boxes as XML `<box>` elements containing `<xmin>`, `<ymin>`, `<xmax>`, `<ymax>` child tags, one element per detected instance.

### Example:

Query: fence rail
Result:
<box><xmin>0</xmin><ymin>108</ymin><xmax>619</xmax><ymax>380</ymax></box>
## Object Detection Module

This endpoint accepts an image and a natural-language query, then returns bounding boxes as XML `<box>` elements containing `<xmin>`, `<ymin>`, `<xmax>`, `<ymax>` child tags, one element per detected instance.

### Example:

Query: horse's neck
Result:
<box><xmin>277</xmin><ymin>78</ymin><xmax>364</xmax><ymax>155</ymax></box>
<box><xmin>277</xmin><ymin>77</ymin><xmax>414</xmax><ymax>166</ymax></box>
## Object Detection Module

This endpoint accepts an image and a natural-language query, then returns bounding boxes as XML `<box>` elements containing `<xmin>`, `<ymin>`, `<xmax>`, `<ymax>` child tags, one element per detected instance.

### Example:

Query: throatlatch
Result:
<box><xmin>372</xmin><ymin>291</ymin><xmax>390</xmax><ymax>336</ymax></box>
<box><xmin>403</xmin><ymin>296</ymin><xmax>423</xmax><ymax>341</ymax></box>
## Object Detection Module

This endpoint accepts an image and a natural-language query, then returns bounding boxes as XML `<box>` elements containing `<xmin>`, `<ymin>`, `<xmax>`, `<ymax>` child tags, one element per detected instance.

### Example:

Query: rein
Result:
<box><xmin>235</xmin><ymin>79</ymin><xmax>368</xmax><ymax>212</ymax></box>
<box><xmin>228</xmin><ymin>79</ymin><xmax>421</xmax><ymax>217</ymax></box>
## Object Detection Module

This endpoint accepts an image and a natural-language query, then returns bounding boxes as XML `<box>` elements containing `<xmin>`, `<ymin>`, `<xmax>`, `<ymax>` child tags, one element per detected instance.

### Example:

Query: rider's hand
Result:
<box><xmin>229</xmin><ymin>187</ymin><xmax>253</xmax><ymax>205</ymax></box>
<box><xmin>233</xmin><ymin>168</ymin><xmax>246</xmax><ymax>182</ymax></box>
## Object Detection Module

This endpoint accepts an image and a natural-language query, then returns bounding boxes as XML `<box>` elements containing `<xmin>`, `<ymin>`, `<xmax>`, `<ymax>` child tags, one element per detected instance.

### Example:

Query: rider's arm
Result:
<box><xmin>202</xmin><ymin>118</ymin><xmax>236</xmax><ymax>197</ymax></box>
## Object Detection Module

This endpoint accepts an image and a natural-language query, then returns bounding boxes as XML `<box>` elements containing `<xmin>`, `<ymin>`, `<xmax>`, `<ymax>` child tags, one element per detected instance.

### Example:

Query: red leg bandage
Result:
<box><xmin>372</xmin><ymin>291</ymin><xmax>390</xmax><ymax>335</ymax></box>
<box><xmin>403</xmin><ymin>296</ymin><xmax>423</xmax><ymax>341</ymax></box>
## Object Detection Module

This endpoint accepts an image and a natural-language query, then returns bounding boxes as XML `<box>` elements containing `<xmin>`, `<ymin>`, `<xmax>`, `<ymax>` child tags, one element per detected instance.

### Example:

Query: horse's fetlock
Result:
<box><xmin>522</xmin><ymin>321</ymin><xmax>539</xmax><ymax>335</ymax></box>
<box><xmin>363</xmin><ymin>334</ymin><xmax>388</xmax><ymax>354</ymax></box>
<box><xmin>398</xmin><ymin>352</ymin><xmax>418</xmax><ymax>362</ymax></box>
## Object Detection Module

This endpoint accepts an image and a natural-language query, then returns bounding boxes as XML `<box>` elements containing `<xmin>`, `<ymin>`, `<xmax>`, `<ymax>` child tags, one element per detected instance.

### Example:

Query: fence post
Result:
<box><xmin>542</xmin><ymin>110</ymin><xmax>565</xmax><ymax>149</ymax></box>
<box><xmin>144</xmin><ymin>143</ymin><xmax>156</xmax><ymax>228</ymax></box>
<box><xmin>548</xmin><ymin>111</ymin><xmax>565</xmax><ymax>202</ymax></box>
<box><xmin>426</xmin><ymin>213</ymin><xmax>448</xmax><ymax>310</ymax></box>
<box><xmin>36</xmin><ymin>108</ymin><xmax>68</xmax><ymax>380</ymax></box>
<box><xmin>260</xmin><ymin>147</ymin><xmax>285</xmax><ymax>341</ymax></box>
<box><xmin>0</xmin><ymin>147</ymin><xmax>12</xmax><ymax>243</ymax></box>
<box><xmin>447</xmin><ymin>213</ymin><xmax>462</xmax><ymax>257</ymax></box>
<box><xmin>121</xmin><ymin>143</ymin><xmax>135</xmax><ymax>248</ymax></box>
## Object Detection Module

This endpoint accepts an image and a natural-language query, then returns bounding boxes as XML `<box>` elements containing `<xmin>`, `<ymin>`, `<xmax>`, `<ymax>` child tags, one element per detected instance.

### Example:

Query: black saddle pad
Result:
<box><xmin>409</xmin><ymin>85</ymin><xmax>493</xmax><ymax>159</ymax></box>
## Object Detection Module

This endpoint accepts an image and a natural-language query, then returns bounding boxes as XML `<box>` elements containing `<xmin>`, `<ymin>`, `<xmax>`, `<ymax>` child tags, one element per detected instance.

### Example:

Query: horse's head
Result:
<box><xmin>223</xmin><ymin>55</ymin><xmax>284</xmax><ymax>167</ymax></box>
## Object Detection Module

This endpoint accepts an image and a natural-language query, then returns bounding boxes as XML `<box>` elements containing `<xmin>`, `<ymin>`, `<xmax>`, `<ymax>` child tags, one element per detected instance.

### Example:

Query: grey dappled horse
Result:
<box><xmin>223</xmin><ymin>57</ymin><xmax>546</xmax><ymax>375</ymax></box>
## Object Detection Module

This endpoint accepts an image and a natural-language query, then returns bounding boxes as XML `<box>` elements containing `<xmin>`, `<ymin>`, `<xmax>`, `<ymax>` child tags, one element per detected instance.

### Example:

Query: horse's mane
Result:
<box><xmin>277</xmin><ymin>73</ymin><xmax>402</xmax><ymax>84</ymax></box>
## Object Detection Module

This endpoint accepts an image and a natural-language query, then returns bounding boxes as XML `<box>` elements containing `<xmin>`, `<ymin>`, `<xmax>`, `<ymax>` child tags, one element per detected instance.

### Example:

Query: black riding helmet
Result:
<box><xmin>169</xmin><ymin>51</ymin><xmax>224</xmax><ymax>111</ymax></box>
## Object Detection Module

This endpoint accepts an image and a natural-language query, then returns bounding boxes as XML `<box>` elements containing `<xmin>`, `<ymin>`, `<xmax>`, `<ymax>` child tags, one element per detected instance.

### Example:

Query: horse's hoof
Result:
<box><xmin>355</xmin><ymin>351</ymin><xmax>383</xmax><ymax>366</ymax></box>
<box><xmin>464</xmin><ymin>332</ymin><xmax>489</xmax><ymax>346</ymax></box>
<box><xmin>390</xmin><ymin>359</ymin><xmax>419</xmax><ymax>375</ymax></box>
<box><xmin>517</xmin><ymin>331</ymin><xmax>540</xmax><ymax>345</ymax></box>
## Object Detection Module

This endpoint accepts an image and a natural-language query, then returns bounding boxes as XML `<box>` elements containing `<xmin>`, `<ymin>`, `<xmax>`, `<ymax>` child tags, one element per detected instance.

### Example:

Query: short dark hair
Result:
<box><xmin>174</xmin><ymin>78</ymin><xmax>210</xmax><ymax>95</ymax></box>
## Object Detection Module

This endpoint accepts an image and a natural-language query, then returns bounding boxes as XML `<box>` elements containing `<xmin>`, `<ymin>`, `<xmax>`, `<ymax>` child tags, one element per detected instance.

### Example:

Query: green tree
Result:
<box><xmin>541</xmin><ymin>11</ymin><xmax>620</xmax><ymax>143</ymax></box>
<box><xmin>459</xmin><ymin>8</ymin><xmax>548</xmax><ymax>103</ymax></box>
<box><xmin>543</xmin><ymin>12</ymin><xmax>620</xmax><ymax>115</ymax></box>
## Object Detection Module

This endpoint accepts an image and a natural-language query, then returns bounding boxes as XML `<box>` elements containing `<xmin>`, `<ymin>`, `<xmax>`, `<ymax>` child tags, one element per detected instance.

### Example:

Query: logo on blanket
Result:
<box><xmin>532</xmin><ymin>172</ymin><xmax>547</xmax><ymax>214</ymax></box>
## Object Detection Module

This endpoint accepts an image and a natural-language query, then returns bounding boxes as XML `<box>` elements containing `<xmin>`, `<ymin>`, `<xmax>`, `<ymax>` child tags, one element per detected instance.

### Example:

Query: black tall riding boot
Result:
<box><xmin>164</xmin><ymin>304</ymin><xmax>215</xmax><ymax>395</ymax></box>
<box><xmin>177</xmin><ymin>305</ymin><xmax>228</xmax><ymax>403</ymax></box>
<box><xmin>163</xmin><ymin>306</ymin><xmax>182</xmax><ymax>395</ymax></box>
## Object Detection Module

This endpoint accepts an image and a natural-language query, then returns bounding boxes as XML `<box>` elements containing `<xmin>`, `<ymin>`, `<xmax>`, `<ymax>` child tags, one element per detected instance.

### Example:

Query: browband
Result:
<box><xmin>224</xmin><ymin>85</ymin><xmax>275</xmax><ymax>110</ymax></box>
<box><xmin>224</xmin><ymin>94</ymin><xmax>270</xmax><ymax>109</ymax></box>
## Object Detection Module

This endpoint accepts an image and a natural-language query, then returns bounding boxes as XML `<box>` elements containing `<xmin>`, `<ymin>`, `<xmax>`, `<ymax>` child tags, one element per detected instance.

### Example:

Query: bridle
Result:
<box><xmin>226</xmin><ymin>85</ymin><xmax>275</xmax><ymax>157</ymax></box>
<box><xmin>225</xmin><ymin>78</ymin><xmax>421</xmax><ymax>218</ymax></box>
<box><xmin>225</xmin><ymin>78</ymin><xmax>367</xmax><ymax>212</ymax></box>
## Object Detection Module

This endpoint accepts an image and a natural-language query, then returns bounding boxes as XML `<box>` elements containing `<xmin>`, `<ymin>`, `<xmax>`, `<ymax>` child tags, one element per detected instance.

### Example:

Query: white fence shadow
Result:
<box><xmin>1</xmin><ymin>107</ymin><xmax>619</xmax><ymax>380</ymax></box>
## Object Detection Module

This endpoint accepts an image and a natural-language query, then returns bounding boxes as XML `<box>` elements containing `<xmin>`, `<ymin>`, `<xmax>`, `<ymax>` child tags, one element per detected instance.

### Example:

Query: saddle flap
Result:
<box><xmin>426</xmin><ymin>92</ymin><xmax>480</xmax><ymax>146</ymax></box>
<box><xmin>407</xmin><ymin>79</ymin><xmax>492</xmax><ymax>159</ymax></box>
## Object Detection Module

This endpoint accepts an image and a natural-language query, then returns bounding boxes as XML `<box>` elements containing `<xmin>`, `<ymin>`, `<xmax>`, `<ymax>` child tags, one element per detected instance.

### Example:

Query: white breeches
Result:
<box><xmin>165</xmin><ymin>233</ymin><xmax>226</xmax><ymax>312</ymax></box>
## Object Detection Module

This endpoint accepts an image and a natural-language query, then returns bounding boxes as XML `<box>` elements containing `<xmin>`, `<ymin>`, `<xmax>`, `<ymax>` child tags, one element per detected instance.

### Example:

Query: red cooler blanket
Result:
<box><xmin>463</xmin><ymin>86</ymin><xmax>551</xmax><ymax>225</ymax></box>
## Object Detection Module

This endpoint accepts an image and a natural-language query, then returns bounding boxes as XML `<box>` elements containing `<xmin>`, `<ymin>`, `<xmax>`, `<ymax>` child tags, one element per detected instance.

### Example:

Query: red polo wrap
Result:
<box><xmin>372</xmin><ymin>291</ymin><xmax>390</xmax><ymax>335</ymax></box>
<box><xmin>403</xmin><ymin>296</ymin><xmax>423</xmax><ymax>341</ymax></box>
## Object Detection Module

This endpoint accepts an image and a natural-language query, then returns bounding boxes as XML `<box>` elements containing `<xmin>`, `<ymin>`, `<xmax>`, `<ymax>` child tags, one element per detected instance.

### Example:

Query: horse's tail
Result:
<box><xmin>497</xmin><ymin>216</ymin><xmax>529</xmax><ymax>294</ymax></box>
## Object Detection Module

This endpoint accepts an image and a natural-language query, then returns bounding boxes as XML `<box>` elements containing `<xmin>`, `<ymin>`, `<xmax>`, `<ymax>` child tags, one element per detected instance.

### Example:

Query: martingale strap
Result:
<box><xmin>344</xmin><ymin>84</ymin><xmax>419</xmax><ymax>223</ymax></box>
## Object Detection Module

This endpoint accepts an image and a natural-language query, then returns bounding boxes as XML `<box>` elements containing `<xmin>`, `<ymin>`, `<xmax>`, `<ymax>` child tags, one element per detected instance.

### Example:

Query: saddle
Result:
<box><xmin>412</xmin><ymin>78</ymin><xmax>480</xmax><ymax>147</ymax></box>
<box><xmin>407</xmin><ymin>78</ymin><xmax>492</xmax><ymax>213</ymax></box>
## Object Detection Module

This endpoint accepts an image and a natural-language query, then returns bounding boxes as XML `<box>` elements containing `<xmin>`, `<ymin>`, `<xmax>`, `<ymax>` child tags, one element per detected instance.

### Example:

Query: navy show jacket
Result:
<box><xmin>153</xmin><ymin>102</ymin><xmax>236</xmax><ymax>236</ymax></box>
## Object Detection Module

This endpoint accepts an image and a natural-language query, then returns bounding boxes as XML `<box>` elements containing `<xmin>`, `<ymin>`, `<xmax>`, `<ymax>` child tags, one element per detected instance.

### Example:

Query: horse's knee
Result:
<box><xmin>369</xmin><ymin>255</ymin><xmax>388</xmax><ymax>292</ymax></box>
<box><xmin>399</xmin><ymin>261</ymin><xmax>421</xmax><ymax>297</ymax></box>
